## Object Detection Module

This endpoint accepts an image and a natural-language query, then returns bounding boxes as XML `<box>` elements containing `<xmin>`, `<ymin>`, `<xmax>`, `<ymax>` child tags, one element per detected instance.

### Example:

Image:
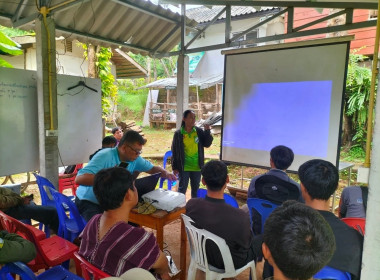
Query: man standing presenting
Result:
<box><xmin>298</xmin><ymin>159</ymin><xmax>363</xmax><ymax>280</ymax></box>
<box><xmin>75</xmin><ymin>130</ymin><xmax>177</xmax><ymax>221</ymax></box>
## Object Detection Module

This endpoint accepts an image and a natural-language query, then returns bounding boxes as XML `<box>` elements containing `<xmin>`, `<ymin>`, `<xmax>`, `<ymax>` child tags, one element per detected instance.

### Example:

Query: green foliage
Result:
<box><xmin>128</xmin><ymin>52</ymin><xmax>177</xmax><ymax>78</ymax></box>
<box><xmin>0</xmin><ymin>30</ymin><xmax>23</xmax><ymax>68</ymax></box>
<box><xmin>117</xmin><ymin>78</ymin><xmax>149</xmax><ymax>120</ymax></box>
<box><xmin>340</xmin><ymin>145</ymin><xmax>366</xmax><ymax>162</ymax></box>
<box><xmin>96</xmin><ymin>47</ymin><xmax>118</xmax><ymax>116</ymax></box>
<box><xmin>0</xmin><ymin>26</ymin><xmax>34</xmax><ymax>37</ymax></box>
<box><xmin>80</xmin><ymin>43</ymin><xmax>118</xmax><ymax>117</ymax></box>
<box><xmin>345</xmin><ymin>53</ymin><xmax>373</xmax><ymax>148</ymax></box>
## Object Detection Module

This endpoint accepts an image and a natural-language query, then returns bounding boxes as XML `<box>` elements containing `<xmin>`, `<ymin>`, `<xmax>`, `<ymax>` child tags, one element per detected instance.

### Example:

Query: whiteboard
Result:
<box><xmin>0</xmin><ymin>68</ymin><xmax>102</xmax><ymax>176</ymax></box>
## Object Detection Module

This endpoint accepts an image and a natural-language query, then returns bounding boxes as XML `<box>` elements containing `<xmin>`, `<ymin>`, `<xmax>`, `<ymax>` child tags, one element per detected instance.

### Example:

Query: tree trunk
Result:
<box><xmin>87</xmin><ymin>44</ymin><xmax>97</xmax><ymax>78</ymax></box>
<box><xmin>153</xmin><ymin>59</ymin><xmax>157</xmax><ymax>81</ymax></box>
<box><xmin>146</xmin><ymin>57</ymin><xmax>151</xmax><ymax>83</ymax></box>
<box><xmin>342</xmin><ymin>110</ymin><xmax>353</xmax><ymax>147</ymax></box>
<box><xmin>161</xmin><ymin>58</ymin><xmax>171</xmax><ymax>77</ymax></box>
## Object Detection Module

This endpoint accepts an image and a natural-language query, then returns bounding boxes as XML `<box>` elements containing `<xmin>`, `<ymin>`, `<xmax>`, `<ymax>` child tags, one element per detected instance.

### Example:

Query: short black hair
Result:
<box><xmin>102</xmin><ymin>135</ymin><xmax>117</xmax><ymax>147</ymax></box>
<box><xmin>270</xmin><ymin>145</ymin><xmax>294</xmax><ymax>170</ymax></box>
<box><xmin>119</xmin><ymin>130</ymin><xmax>146</xmax><ymax>146</ymax></box>
<box><xmin>264</xmin><ymin>201</ymin><xmax>335</xmax><ymax>280</ymax></box>
<box><xmin>181</xmin><ymin>109</ymin><xmax>195</xmax><ymax>127</ymax></box>
<box><xmin>201</xmin><ymin>160</ymin><xmax>228</xmax><ymax>191</ymax></box>
<box><xmin>93</xmin><ymin>167</ymin><xmax>134</xmax><ymax>211</ymax></box>
<box><xmin>298</xmin><ymin>159</ymin><xmax>339</xmax><ymax>200</ymax></box>
<box><xmin>112</xmin><ymin>127</ymin><xmax>121</xmax><ymax>134</ymax></box>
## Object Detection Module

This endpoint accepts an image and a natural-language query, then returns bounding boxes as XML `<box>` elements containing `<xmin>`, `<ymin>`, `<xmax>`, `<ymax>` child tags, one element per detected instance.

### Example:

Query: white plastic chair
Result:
<box><xmin>181</xmin><ymin>214</ymin><xmax>256</xmax><ymax>280</ymax></box>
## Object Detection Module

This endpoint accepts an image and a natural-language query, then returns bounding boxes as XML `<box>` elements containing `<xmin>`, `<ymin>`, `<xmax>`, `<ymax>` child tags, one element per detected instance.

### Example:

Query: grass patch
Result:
<box><xmin>117</xmin><ymin>90</ymin><xmax>147</xmax><ymax>120</ymax></box>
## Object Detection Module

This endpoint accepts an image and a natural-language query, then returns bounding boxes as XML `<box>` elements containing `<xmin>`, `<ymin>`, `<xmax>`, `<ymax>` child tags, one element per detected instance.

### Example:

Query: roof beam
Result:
<box><xmin>230</xmin><ymin>8</ymin><xmax>288</xmax><ymax>42</ymax></box>
<box><xmin>293</xmin><ymin>8</ymin><xmax>347</xmax><ymax>32</ymax></box>
<box><xmin>12</xmin><ymin>0</ymin><xmax>28</xmax><ymax>23</ymax></box>
<box><xmin>56</xmin><ymin>25</ymin><xmax>152</xmax><ymax>53</ymax></box>
<box><xmin>11</xmin><ymin>0</ymin><xmax>90</xmax><ymax>28</ymax></box>
<box><xmin>159</xmin><ymin>1</ymin><xmax>378</xmax><ymax>9</ymax></box>
<box><xmin>114</xmin><ymin>49</ymin><xmax>148</xmax><ymax>76</ymax></box>
<box><xmin>151</xmin><ymin>24</ymin><xmax>180</xmax><ymax>54</ymax></box>
<box><xmin>185</xmin><ymin>6</ymin><xmax>226</xmax><ymax>49</ymax></box>
<box><xmin>156</xmin><ymin>19</ymin><xmax>376</xmax><ymax>57</ymax></box>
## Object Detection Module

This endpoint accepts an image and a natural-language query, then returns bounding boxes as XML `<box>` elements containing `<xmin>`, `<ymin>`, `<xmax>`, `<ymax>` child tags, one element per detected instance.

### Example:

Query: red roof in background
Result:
<box><xmin>285</xmin><ymin>8</ymin><xmax>376</xmax><ymax>56</ymax></box>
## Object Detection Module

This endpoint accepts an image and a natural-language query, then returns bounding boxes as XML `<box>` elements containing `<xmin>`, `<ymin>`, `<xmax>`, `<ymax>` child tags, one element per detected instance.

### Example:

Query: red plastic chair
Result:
<box><xmin>0</xmin><ymin>211</ymin><xmax>78</xmax><ymax>272</ymax></box>
<box><xmin>341</xmin><ymin>217</ymin><xmax>366</xmax><ymax>235</ymax></box>
<box><xmin>74</xmin><ymin>252</ymin><xmax>110</xmax><ymax>280</ymax></box>
<box><xmin>59</xmin><ymin>164</ymin><xmax>83</xmax><ymax>196</ymax></box>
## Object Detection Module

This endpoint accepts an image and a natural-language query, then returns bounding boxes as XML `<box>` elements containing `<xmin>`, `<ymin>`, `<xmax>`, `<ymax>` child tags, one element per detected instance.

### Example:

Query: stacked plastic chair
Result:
<box><xmin>52</xmin><ymin>191</ymin><xmax>86</xmax><ymax>242</ymax></box>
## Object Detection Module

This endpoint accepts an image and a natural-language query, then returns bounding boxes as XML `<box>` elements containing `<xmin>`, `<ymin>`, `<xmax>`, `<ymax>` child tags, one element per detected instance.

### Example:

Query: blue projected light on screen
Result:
<box><xmin>223</xmin><ymin>81</ymin><xmax>332</xmax><ymax>157</ymax></box>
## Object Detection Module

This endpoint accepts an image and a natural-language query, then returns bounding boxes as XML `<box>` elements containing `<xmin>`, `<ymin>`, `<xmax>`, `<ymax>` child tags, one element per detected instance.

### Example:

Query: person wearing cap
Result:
<box><xmin>75</xmin><ymin>130</ymin><xmax>177</xmax><ymax>221</ymax></box>
<box><xmin>78</xmin><ymin>167</ymin><xmax>170</xmax><ymax>279</ymax></box>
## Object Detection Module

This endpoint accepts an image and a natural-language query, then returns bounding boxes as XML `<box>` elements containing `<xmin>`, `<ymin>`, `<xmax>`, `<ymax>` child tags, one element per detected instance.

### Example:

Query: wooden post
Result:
<box><xmin>35</xmin><ymin>10</ymin><xmax>59</xmax><ymax>187</ymax></box>
<box><xmin>196</xmin><ymin>86</ymin><xmax>201</xmax><ymax>120</ymax></box>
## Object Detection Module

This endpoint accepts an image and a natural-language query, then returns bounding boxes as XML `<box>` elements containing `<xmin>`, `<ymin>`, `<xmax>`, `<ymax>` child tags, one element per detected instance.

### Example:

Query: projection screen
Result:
<box><xmin>221</xmin><ymin>38</ymin><xmax>351</xmax><ymax>172</ymax></box>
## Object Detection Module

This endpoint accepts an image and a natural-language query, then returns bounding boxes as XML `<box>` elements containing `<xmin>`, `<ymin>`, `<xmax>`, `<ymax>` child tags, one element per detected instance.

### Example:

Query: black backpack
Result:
<box><xmin>255</xmin><ymin>174</ymin><xmax>301</xmax><ymax>204</ymax></box>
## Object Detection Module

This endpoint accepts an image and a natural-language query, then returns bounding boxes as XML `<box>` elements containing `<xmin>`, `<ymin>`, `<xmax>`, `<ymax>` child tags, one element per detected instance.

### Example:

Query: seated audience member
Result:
<box><xmin>89</xmin><ymin>135</ymin><xmax>118</xmax><ymax>160</ymax></box>
<box><xmin>79</xmin><ymin>167</ymin><xmax>169</xmax><ymax>279</ymax></box>
<box><xmin>298</xmin><ymin>159</ymin><xmax>363</xmax><ymax>280</ymax></box>
<box><xmin>0</xmin><ymin>230</ymin><xmax>36</xmax><ymax>264</ymax></box>
<box><xmin>262</xmin><ymin>201</ymin><xmax>335</xmax><ymax>280</ymax></box>
<box><xmin>0</xmin><ymin>187</ymin><xmax>59</xmax><ymax>233</ymax></box>
<box><xmin>339</xmin><ymin>185</ymin><xmax>368</xmax><ymax>218</ymax></box>
<box><xmin>75</xmin><ymin>130</ymin><xmax>177</xmax><ymax>221</ymax></box>
<box><xmin>186</xmin><ymin>160</ymin><xmax>257</xmax><ymax>270</ymax></box>
<box><xmin>112</xmin><ymin>127</ymin><xmax>123</xmax><ymax>145</ymax></box>
<box><xmin>248</xmin><ymin>145</ymin><xmax>303</xmax><ymax>202</ymax></box>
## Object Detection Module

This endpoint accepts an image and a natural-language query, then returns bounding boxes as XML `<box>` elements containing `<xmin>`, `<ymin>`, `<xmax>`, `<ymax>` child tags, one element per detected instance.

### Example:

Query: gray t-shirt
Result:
<box><xmin>339</xmin><ymin>186</ymin><xmax>366</xmax><ymax>218</ymax></box>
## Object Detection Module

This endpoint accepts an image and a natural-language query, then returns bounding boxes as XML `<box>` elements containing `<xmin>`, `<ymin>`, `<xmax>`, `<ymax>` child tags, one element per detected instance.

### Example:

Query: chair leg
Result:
<box><xmin>187</xmin><ymin>262</ymin><xmax>197</xmax><ymax>280</ymax></box>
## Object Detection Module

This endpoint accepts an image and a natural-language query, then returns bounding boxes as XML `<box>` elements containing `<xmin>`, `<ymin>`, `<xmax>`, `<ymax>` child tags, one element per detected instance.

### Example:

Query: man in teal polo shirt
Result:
<box><xmin>75</xmin><ymin>130</ymin><xmax>177</xmax><ymax>221</ymax></box>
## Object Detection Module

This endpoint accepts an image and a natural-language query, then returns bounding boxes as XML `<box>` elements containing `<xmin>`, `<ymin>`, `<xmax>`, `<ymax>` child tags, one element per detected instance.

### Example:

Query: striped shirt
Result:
<box><xmin>79</xmin><ymin>214</ymin><xmax>160</xmax><ymax>276</ymax></box>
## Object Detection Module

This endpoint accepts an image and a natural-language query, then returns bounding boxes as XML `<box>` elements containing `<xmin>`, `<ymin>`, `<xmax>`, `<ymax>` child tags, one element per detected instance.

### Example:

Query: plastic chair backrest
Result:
<box><xmin>0</xmin><ymin>262</ymin><xmax>83</xmax><ymax>280</ymax></box>
<box><xmin>52</xmin><ymin>191</ymin><xmax>86</xmax><ymax>242</ymax></box>
<box><xmin>341</xmin><ymin>218</ymin><xmax>366</xmax><ymax>235</ymax></box>
<box><xmin>74</xmin><ymin>252</ymin><xmax>110</xmax><ymax>280</ymax></box>
<box><xmin>33</xmin><ymin>173</ymin><xmax>57</xmax><ymax>207</ymax></box>
<box><xmin>0</xmin><ymin>211</ymin><xmax>47</xmax><ymax>269</ymax></box>
<box><xmin>247</xmin><ymin>198</ymin><xmax>278</xmax><ymax>234</ymax></box>
<box><xmin>159</xmin><ymin>150</ymin><xmax>173</xmax><ymax>190</ymax></box>
<box><xmin>181</xmin><ymin>214</ymin><xmax>235</xmax><ymax>273</ymax></box>
<box><xmin>197</xmin><ymin>189</ymin><xmax>239</xmax><ymax>208</ymax></box>
<box><xmin>314</xmin><ymin>266</ymin><xmax>351</xmax><ymax>280</ymax></box>
<box><xmin>0</xmin><ymin>262</ymin><xmax>37</xmax><ymax>280</ymax></box>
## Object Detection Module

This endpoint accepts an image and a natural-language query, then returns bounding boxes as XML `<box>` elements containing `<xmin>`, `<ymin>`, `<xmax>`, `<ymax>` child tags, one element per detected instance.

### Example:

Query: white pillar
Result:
<box><xmin>361</xmin><ymin>70</ymin><xmax>380</xmax><ymax>278</ymax></box>
<box><xmin>176</xmin><ymin>54</ymin><xmax>189</xmax><ymax>129</ymax></box>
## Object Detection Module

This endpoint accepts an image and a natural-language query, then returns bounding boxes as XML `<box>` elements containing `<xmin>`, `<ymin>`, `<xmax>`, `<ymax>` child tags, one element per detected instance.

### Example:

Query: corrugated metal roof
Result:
<box><xmin>144</xmin><ymin>73</ymin><xmax>223</xmax><ymax>88</ymax></box>
<box><xmin>186</xmin><ymin>5</ymin><xmax>277</xmax><ymax>23</ymax></box>
<box><xmin>0</xmin><ymin>0</ymin><xmax>197</xmax><ymax>56</ymax></box>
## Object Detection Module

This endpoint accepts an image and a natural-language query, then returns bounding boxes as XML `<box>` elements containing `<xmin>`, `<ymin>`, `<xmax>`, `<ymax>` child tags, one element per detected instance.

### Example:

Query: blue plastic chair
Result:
<box><xmin>197</xmin><ymin>188</ymin><xmax>239</xmax><ymax>208</ymax></box>
<box><xmin>159</xmin><ymin>150</ymin><xmax>174</xmax><ymax>190</ymax></box>
<box><xmin>52</xmin><ymin>191</ymin><xmax>86</xmax><ymax>242</ymax></box>
<box><xmin>247</xmin><ymin>198</ymin><xmax>278</xmax><ymax>234</ymax></box>
<box><xmin>33</xmin><ymin>173</ymin><xmax>57</xmax><ymax>208</ymax></box>
<box><xmin>314</xmin><ymin>266</ymin><xmax>351</xmax><ymax>280</ymax></box>
<box><xmin>0</xmin><ymin>261</ymin><xmax>83</xmax><ymax>280</ymax></box>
